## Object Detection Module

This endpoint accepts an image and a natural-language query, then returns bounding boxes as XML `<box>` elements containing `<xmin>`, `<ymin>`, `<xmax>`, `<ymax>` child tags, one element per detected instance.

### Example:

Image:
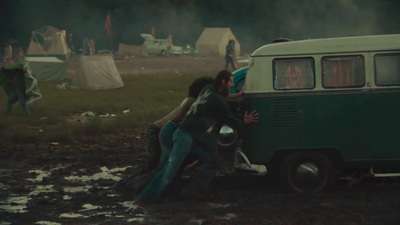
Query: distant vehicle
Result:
<box><xmin>182</xmin><ymin>44</ymin><xmax>199</xmax><ymax>56</ymax></box>
<box><xmin>140</xmin><ymin>34</ymin><xmax>183</xmax><ymax>56</ymax></box>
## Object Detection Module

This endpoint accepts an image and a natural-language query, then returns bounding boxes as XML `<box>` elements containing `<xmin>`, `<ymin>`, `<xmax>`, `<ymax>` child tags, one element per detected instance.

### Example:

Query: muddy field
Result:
<box><xmin>1</xmin><ymin>56</ymin><xmax>400</xmax><ymax>225</ymax></box>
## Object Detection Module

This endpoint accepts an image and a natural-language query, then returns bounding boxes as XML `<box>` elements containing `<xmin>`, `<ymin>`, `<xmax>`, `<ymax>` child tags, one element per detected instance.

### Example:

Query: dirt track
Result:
<box><xmin>2</xmin><ymin>140</ymin><xmax>400</xmax><ymax>225</ymax></box>
<box><xmin>1</xmin><ymin>56</ymin><xmax>400</xmax><ymax>225</ymax></box>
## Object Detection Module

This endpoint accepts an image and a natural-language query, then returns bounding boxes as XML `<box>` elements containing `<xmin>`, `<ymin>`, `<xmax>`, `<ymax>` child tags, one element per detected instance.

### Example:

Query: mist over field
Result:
<box><xmin>1</xmin><ymin>0</ymin><xmax>399</xmax><ymax>54</ymax></box>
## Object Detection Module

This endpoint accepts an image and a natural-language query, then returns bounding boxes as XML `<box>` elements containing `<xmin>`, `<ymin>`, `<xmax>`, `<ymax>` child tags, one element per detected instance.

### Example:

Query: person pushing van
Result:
<box><xmin>137</xmin><ymin>70</ymin><xmax>259</xmax><ymax>203</ymax></box>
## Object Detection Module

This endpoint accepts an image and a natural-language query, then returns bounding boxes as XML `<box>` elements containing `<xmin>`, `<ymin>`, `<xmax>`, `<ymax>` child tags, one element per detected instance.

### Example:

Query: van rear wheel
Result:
<box><xmin>280</xmin><ymin>151</ymin><xmax>334</xmax><ymax>193</ymax></box>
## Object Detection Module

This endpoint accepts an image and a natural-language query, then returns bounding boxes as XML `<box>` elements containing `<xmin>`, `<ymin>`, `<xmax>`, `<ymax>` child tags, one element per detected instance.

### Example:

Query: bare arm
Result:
<box><xmin>226</xmin><ymin>88</ymin><xmax>244</xmax><ymax>101</ymax></box>
<box><xmin>172</xmin><ymin>97</ymin><xmax>196</xmax><ymax>123</ymax></box>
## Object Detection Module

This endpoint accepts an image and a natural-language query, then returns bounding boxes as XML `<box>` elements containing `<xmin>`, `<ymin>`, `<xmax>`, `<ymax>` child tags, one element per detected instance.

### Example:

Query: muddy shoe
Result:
<box><xmin>114</xmin><ymin>169</ymin><xmax>158</xmax><ymax>193</ymax></box>
<box><xmin>126</xmin><ymin>170</ymin><xmax>158</xmax><ymax>193</ymax></box>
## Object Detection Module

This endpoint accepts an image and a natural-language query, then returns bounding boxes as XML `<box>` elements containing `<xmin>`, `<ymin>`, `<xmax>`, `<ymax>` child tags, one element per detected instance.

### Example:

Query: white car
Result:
<box><xmin>140</xmin><ymin>34</ymin><xmax>183</xmax><ymax>56</ymax></box>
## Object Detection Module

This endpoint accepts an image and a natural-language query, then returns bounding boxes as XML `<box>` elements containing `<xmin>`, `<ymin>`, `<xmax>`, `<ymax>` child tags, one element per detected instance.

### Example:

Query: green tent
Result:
<box><xmin>25</xmin><ymin>57</ymin><xmax>67</xmax><ymax>81</ymax></box>
<box><xmin>26</xmin><ymin>26</ymin><xmax>70</xmax><ymax>60</ymax></box>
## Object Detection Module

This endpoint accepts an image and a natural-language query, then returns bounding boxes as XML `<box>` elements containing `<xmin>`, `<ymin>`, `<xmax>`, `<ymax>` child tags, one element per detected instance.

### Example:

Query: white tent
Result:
<box><xmin>72</xmin><ymin>55</ymin><xmax>124</xmax><ymax>90</ymax></box>
<box><xmin>195</xmin><ymin>27</ymin><xmax>240</xmax><ymax>57</ymax></box>
<box><xmin>26</xmin><ymin>26</ymin><xmax>70</xmax><ymax>60</ymax></box>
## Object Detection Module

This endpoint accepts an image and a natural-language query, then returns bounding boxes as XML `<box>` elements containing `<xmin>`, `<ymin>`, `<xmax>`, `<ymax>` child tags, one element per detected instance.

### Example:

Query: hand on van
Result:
<box><xmin>244</xmin><ymin>110</ymin><xmax>259</xmax><ymax>124</ymax></box>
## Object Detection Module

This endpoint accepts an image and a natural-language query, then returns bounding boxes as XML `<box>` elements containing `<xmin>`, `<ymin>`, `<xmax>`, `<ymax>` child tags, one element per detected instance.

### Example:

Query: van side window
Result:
<box><xmin>375</xmin><ymin>53</ymin><xmax>400</xmax><ymax>86</ymax></box>
<box><xmin>322</xmin><ymin>55</ymin><xmax>365</xmax><ymax>88</ymax></box>
<box><xmin>273</xmin><ymin>58</ymin><xmax>315</xmax><ymax>90</ymax></box>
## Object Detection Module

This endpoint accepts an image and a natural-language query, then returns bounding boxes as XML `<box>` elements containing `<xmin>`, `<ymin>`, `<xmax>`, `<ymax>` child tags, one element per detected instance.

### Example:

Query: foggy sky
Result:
<box><xmin>1</xmin><ymin>0</ymin><xmax>399</xmax><ymax>54</ymax></box>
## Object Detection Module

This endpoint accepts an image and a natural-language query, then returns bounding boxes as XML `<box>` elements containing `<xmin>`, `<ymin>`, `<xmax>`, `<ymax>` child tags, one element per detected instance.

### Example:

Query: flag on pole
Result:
<box><xmin>151</xmin><ymin>26</ymin><xmax>156</xmax><ymax>39</ymax></box>
<box><xmin>105</xmin><ymin>11</ymin><xmax>111</xmax><ymax>36</ymax></box>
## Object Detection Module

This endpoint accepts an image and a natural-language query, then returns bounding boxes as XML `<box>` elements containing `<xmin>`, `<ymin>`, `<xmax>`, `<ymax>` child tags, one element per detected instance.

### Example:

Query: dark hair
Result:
<box><xmin>213</xmin><ymin>70</ymin><xmax>233</xmax><ymax>90</ymax></box>
<box><xmin>188</xmin><ymin>76</ymin><xmax>214</xmax><ymax>98</ymax></box>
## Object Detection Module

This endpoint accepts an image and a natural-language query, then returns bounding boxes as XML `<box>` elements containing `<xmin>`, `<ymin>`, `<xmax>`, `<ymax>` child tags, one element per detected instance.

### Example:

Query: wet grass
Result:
<box><xmin>0</xmin><ymin>72</ymin><xmax>215</xmax><ymax>144</ymax></box>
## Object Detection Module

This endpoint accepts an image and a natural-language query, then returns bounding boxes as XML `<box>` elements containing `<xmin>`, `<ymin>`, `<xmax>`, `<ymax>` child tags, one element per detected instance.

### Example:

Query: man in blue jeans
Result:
<box><xmin>114</xmin><ymin>77</ymin><xmax>214</xmax><ymax>192</ymax></box>
<box><xmin>137</xmin><ymin>70</ymin><xmax>259</xmax><ymax>203</ymax></box>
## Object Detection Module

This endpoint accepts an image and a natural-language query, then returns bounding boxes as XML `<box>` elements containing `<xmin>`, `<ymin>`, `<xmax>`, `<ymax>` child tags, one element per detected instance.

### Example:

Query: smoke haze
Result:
<box><xmin>0</xmin><ymin>0</ymin><xmax>399</xmax><ymax>54</ymax></box>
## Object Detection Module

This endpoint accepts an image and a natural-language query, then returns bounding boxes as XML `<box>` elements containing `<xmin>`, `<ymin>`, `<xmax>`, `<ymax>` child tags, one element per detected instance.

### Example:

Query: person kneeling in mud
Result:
<box><xmin>137</xmin><ymin>70</ymin><xmax>259</xmax><ymax>203</ymax></box>
<box><xmin>115</xmin><ymin>77</ymin><xmax>215</xmax><ymax>192</ymax></box>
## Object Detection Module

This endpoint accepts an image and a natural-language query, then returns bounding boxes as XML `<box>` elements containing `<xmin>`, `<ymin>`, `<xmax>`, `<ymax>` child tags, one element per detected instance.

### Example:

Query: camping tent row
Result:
<box><xmin>195</xmin><ymin>27</ymin><xmax>240</xmax><ymax>57</ymax></box>
<box><xmin>25</xmin><ymin>55</ymin><xmax>123</xmax><ymax>90</ymax></box>
<box><xmin>25</xmin><ymin>26</ymin><xmax>123</xmax><ymax>89</ymax></box>
<box><xmin>26</xmin><ymin>26</ymin><xmax>241</xmax><ymax>58</ymax></box>
<box><xmin>118</xmin><ymin>27</ymin><xmax>240</xmax><ymax>57</ymax></box>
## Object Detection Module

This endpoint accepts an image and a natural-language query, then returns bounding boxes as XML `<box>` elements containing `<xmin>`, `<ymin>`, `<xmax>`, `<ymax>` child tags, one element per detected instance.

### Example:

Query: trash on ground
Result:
<box><xmin>99</xmin><ymin>113</ymin><xmax>116</xmax><ymax>118</ymax></box>
<box><xmin>81</xmin><ymin>111</ymin><xmax>95</xmax><ymax>117</ymax></box>
<box><xmin>207</xmin><ymin>202</ymin><xmax>234</xmax><ymax>208</ymax></box>
<box><xmin>56</xmin><ymin>83</ymin><xmax>69</xmax><ymax>90</ymax></box>
<box><xmin>214</xmin><ymin>213</ymin><xmax>237</xmax><ymax>220</ymax></box>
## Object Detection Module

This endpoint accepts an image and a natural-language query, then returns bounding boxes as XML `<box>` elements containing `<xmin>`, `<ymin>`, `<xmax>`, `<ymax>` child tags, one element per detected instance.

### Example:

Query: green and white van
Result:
<box><xmin>239</xmin><ymin>34</ymin><xmax>400</xmax><ymax>192</ymax></box>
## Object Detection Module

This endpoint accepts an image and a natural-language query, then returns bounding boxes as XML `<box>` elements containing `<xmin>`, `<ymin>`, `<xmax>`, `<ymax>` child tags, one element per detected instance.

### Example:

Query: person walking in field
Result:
<box><xmin>0</xmin><ymin>64</ymin><xmax>30</xmax><ymax>116</ymax></box>
<box><xmin>166</xmin><ymin>34</ymin><xmax>173</xmax><ymax>55</ymax></box>
<box><xmin>89</xmin><ymin>38</ymin><xmax>96</xmax><ymax>55</ymax></box>
<box><xmin>225</xmin><ymin>40</ymin><xmax>237</xmax><ymax>70</ymax></box>
<box><xmin>4</xmin><ymin>41</ymin><xmax>13</xmax><ymax>65</ymax></box>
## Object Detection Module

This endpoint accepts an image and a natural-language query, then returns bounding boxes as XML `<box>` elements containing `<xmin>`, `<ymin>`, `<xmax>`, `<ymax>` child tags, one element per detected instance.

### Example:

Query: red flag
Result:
<box><xmin>105</xmin><ymin>11</ymin><xmax>111</xmax><ymax>36</ymax></box>
<box><xmin>151</xmin><ymin>26</ymin><xmax>156</xmax><ymax>39</ymax></box>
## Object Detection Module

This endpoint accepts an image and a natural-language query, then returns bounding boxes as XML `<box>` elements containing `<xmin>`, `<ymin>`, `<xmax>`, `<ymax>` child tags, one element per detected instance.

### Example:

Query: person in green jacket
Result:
<box><xmin>1</xmin><ymin>64</ymin><xmax>30</xmax><ymax>116</ymax></box>
<box><xmin>137</xmin><ymin>70</ymin><xmax>259</xmax><ymax>203</ymax></box>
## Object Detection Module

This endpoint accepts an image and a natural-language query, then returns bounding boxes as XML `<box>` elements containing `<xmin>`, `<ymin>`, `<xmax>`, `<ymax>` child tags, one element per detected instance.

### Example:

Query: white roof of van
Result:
<box><xmin>252</xmin><ymin>34</ymin><xmax>400</xmax><ymax>56</ymax></box>
<box><xmin>140</xmin><ymin>34</ymin><xmax>155</xmax><ymax>40</ymax></box>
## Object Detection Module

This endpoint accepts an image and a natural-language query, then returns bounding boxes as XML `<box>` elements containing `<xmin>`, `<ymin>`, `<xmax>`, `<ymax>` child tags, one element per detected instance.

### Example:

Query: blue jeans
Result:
<box><xmin>158</xmin><ymin>121</ymin><xmax>178</xmax><ymax>168</ymax></box>
<box><xmin>138</xmin><ymin>128</ymin><xmax>216</xmax><ymax>202</ymax></box>
<box><xmin>6</xmin><ymin>91</ymin><xmax>30</xmax><ymax>116</ymax></box>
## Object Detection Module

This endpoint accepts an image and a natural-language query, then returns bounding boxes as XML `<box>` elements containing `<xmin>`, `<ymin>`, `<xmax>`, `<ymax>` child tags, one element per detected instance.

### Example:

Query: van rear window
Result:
<box><xmin>375</xmin><ymin>53</ymin><xmax>400</xmax><ymax>86</ymax></box>
<box><xmin>322</xmin><ymin>55</ymin><xmax>365</xmax><ymax>88</ymax></box>
<box><xmin>273</xmin><ymin>58</ymin><xmax>315</xmax><ymax>90</ymax></box>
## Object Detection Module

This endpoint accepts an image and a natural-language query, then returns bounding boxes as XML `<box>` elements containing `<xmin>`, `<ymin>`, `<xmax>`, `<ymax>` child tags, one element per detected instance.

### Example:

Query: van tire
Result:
<box><xmin>160</xmin><ymin>50</ymin><xmax>167</xmax><ymax>56</ymax></box>
<box><xmin>280</xmin><ymin>151</ymin><xmax>334</xmax><ymax>193</ymax></box>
